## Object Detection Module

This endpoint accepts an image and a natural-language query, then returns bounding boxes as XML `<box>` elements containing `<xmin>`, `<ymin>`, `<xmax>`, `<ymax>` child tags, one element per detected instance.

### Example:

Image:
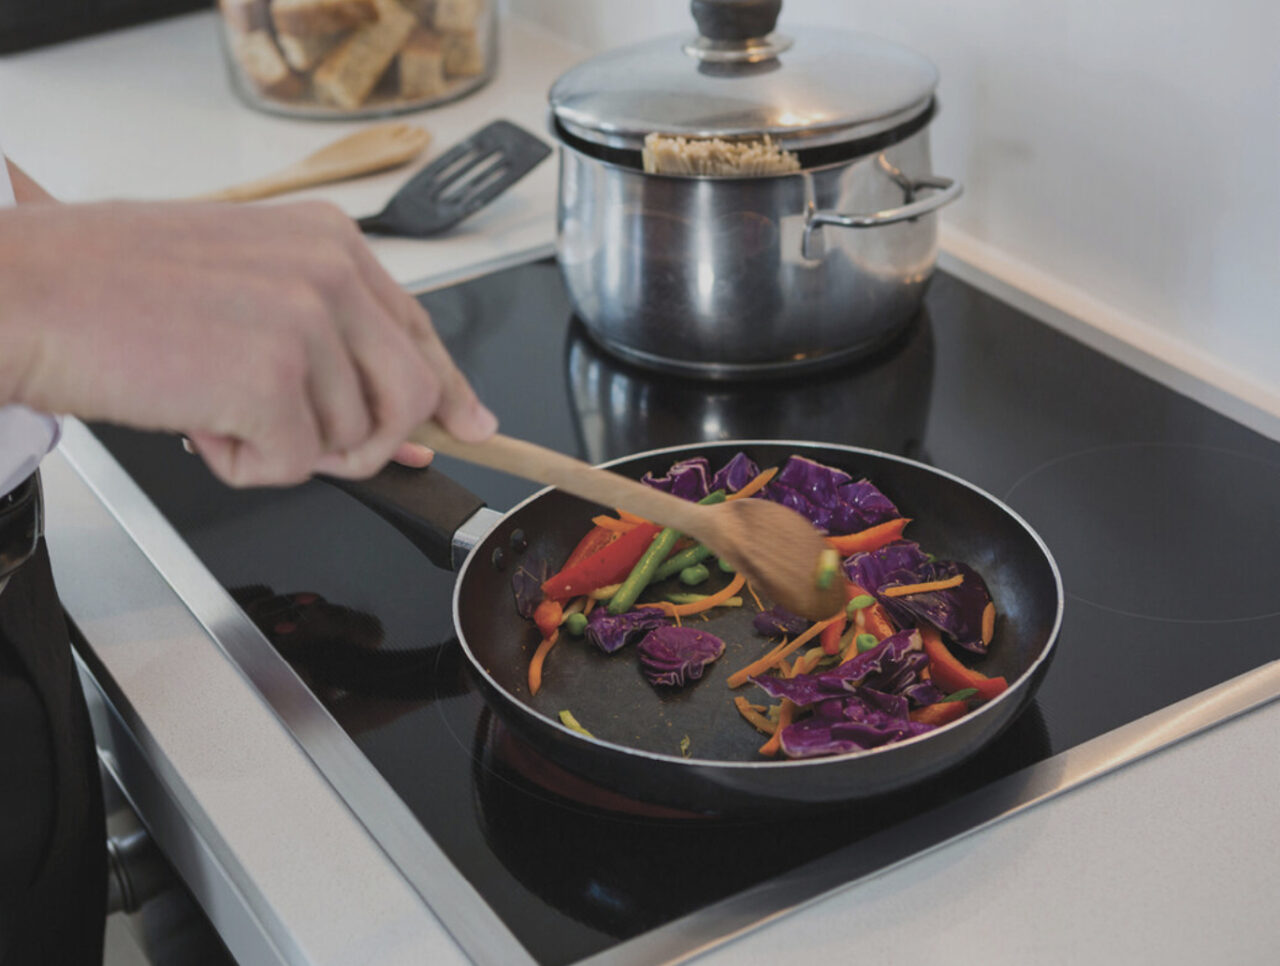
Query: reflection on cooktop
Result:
<box><xmin>564</xmin><ymin>310</ymin><xmax>935</xmax><ymax>465</ymax></box>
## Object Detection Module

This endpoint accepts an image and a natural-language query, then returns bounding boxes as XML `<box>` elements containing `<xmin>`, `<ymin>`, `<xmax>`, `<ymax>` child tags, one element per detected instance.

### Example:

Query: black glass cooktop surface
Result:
<box><xmin>90</xmin><ymin>259</ymin><xmax>1280</xmax><ymax>965</ymax></box>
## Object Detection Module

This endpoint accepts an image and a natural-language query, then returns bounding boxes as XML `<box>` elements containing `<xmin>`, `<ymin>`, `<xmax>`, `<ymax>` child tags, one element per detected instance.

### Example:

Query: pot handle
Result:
<box><xmin>803</xmin><ymin>174</ymin><xmax>962</xmax><ymax>257</ymax></box>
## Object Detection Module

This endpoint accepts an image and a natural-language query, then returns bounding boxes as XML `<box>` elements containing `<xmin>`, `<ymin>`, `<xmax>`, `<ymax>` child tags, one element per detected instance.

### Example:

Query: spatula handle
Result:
<box><xmin>411</xmin><ymin>423</ymin><xmax>712</xmax><ymax>537</ymax></box>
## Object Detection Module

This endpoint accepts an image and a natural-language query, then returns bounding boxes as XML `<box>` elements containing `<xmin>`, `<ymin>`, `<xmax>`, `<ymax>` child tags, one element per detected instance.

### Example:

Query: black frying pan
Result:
<box><xmin>335</xmin><ymin>439</ymin><xmax>1063</xmax><ymax>816</ymax></box>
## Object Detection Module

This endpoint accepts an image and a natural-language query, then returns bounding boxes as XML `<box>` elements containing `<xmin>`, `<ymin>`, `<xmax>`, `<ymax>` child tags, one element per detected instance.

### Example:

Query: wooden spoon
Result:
<box><xmin>189</xmin><ymin>123</ymin><xmax>431</xmax><ymax>203</ymax></box>
<box><xmin>412</xmin><ymin>424</ymin><xmax>849</xmax><ymax>622</ymax></box>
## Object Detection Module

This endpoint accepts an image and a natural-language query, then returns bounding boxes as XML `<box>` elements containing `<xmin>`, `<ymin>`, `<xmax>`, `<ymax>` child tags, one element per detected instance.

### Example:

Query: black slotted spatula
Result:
<box><xmin>356</xmin><ymin>120</ymin><xmax>551</xmax><ymax>238</ymax></box>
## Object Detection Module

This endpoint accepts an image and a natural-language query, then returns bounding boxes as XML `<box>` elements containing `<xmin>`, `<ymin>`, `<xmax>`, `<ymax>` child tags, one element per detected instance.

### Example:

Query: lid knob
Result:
<box><xmin>690</xmin><ymin>0</ymin><xmax>782</xmax><ymax>42</ymax></box>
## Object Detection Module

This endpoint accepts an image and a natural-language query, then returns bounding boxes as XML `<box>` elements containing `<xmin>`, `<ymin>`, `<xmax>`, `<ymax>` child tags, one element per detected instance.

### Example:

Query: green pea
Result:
<box><xmin>679</xmin><ymin>563</ymin><xmax>710</xmax><ymax>586</ymax></box>
<box><xmin>846</xmin><ymin>594</ymin><xmax>876</xmax><ymax>614</ymax></box>
<box><xmin>564</xmin><ymin>612</ymin><xmax>588</xmax><ymax>636</ymax></box>
<box><xmin>717</xmin><ymin>557</ymin><xmax>736</xmax><ymax>573</ymax></box>
<box><xmin>856</xmin><ymin>633</ymin><xmax>879</xmax><ymax>653</ymax></box>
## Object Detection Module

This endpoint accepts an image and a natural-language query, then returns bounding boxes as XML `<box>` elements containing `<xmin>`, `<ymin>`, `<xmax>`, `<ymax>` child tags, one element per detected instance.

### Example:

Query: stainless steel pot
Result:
<box><xmin>548</xmin><ymin>0</ymin><xmax>962</xmax><ymax>379</ymax></box>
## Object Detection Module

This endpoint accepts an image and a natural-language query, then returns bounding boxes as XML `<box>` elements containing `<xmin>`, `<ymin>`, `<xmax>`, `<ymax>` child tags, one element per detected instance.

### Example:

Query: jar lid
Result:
<box><xmin>548</xmin><ymin>0</ymin><xmax>938</xmax><ymax>151</ymax></box>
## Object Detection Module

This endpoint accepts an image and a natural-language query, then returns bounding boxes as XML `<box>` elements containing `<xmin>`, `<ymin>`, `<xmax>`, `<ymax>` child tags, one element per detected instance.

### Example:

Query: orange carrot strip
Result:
<box><xmin>825</xmin><ymin>517</ymin><xmax>911</xmax><ymax>555</ymax></box>
<box><xmin>727</xmin><ymin>614</ymin><xmax>842</xmax><ymax>688</ymax></box>
<box><xmin>726</xmin><ymin>466</ymin><xmax>779</xmax><ymax>502</ymax></box>
<box><xmin>640</xmin><ymin>573</ymin><xmax>746</xmax><ymax>618</ymax></box>
<box><xmin>533</xmin><ymin>598</ymin><xmax>563</xmax><ymax>639</ymax></box>
<box><xmin>882</xmin><ymin>574</ymin><xmax>965</xmax><ymax>598</ymax></box>
<box><xmin>798</xmin><ymin>646</ymin><xmax>826</xmax><ymax>675</ymax></box>
<box><xmin>759</xmin><ymin>700</ymin><xmax>795</xmax><ymax>756</ymax></box>
<box><xmin>820</xmin><ymin>613</ymin><xmax>847</xmax><ymax>655</ymax></box>
<box><xmin>616</xmin><ymin>509</ymin><xmax>652</xmax><ymax>525</ymax></box>
<box><xmin>591</xmin><ymin>514</ymin><xmax>638</xmax><ymax>532</ymax></box>
<box><xmin>582</xmin><ymin>597</ymin><xmax>597</xmax><ymax>615</ymax></box>
<box><xmin>746</xmin><ymin>581</ymin><xmax>765</xmax><ymax>612</ymax></box>
<box><xmin>527</xmin><ymin>631</ymin><xmax>559</xmax><ymax>696</ymax></box>
<box><xmin>981</xmin><ymin>601</ymin><xmax>996</xmax><ymax>646</ymax></box>
<box><xmin>734</xmin><ymin>696</ymin><xmax>777</xmax><ymax>735</ymax></box>
<box><xmin>910</xmin><ymin>700</ymin><xmax>969</xmax><ymax>727</ymax></box>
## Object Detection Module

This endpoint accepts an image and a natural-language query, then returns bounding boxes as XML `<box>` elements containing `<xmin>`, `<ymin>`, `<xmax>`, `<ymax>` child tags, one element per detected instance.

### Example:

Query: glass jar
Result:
<box><xmin>216</xmin><ymin>0</ymin><xmax>496</xmax><ymax>118</ymax></box>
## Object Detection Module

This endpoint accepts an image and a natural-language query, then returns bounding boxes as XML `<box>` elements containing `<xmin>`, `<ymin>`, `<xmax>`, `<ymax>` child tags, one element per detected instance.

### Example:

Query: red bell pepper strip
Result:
<box><xmin>919</xmin><ymin>626</ymin><xmax>1008</xmax><ymax>702</ymax></box>
<box><xmin>825</xmin><ymin>517</ymin><xmax>910</xmax><ymax>556</ymax></box>
<box><xmin>562</xmin><ymin>525</ymin><xmax>618</xmax><ymax>572</ymax></box>
<box><xmin>910</xmin><ymin>699</ymin><xmax>969</xmax><ymax>727</ymax></box>
<box><xmin>541</xmin><ymin>523</ymin><xmax>663</xmax><ymax>601</ymax></box>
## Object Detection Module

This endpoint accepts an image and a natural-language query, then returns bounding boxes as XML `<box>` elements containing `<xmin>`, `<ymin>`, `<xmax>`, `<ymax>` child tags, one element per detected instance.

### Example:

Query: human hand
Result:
<box><xmin>0</xmin><ymin>199</ymin><xmax>496</xmax><ymax>486</ymax></box>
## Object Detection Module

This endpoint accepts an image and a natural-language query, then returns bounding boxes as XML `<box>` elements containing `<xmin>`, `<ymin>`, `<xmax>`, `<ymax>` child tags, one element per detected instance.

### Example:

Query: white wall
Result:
<box><xmin>513</xmin><ymin>0</ymin><xmax>1280</xmax><ymax>419</ymax></box>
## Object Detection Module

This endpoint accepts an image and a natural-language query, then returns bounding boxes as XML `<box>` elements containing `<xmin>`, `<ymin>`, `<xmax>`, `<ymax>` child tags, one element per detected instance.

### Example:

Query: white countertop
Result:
<box><xmin>9</xmin><ymin>10</ymin><xmax>1280</xmax><ymax>966</ymax></box>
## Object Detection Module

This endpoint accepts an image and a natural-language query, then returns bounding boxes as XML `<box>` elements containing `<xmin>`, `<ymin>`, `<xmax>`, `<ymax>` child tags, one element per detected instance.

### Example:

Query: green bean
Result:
<box><xmin>653</xmin><ymin>544</ymin><xmax>713</xmax><ymax>581</ymax></box>
<box><xmin>664</xmin><ymin>593</ymin><xmax>744</xmax><ymax>607</ymax></box>
<box><xmin>607</xmin><ymin>490</ymin><xmax>726</xmax><ymax>614</ymax></box>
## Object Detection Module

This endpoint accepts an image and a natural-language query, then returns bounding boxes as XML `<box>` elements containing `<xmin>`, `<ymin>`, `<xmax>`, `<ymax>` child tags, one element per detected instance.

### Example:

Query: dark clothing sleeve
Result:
<box><xmin>0</xmin><ymin>538</ymin><xmax>106</xmax><ymax>965</ymax></box>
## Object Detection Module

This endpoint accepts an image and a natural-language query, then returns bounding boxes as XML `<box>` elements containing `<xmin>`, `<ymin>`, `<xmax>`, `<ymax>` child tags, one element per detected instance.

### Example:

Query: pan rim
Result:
<box><xmin>453</xmin><ymin>438</ymin><xmax>1064</xmax><ymax>771</ymax></box>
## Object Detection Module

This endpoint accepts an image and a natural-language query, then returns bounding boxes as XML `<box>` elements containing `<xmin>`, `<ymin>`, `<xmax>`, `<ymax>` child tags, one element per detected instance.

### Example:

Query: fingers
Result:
<box><xmin>344</xmin><ymin>233</ymin><xmax>498</xmax><ymax>443</ymax></box>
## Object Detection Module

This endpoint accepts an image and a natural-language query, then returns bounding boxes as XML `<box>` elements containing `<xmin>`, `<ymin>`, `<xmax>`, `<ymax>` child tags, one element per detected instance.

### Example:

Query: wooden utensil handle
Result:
<box><xmin>411</xmin><ymin>423</ymin><xmax>712</xmax><ymax>537</ymax></box>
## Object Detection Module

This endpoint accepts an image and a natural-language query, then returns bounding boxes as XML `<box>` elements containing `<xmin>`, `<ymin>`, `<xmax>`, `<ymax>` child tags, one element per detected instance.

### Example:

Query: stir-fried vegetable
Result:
<box><xmin>513</xmin><ymin>451</ymin><xmax>1006</xmax><ymax>759</ymax></box>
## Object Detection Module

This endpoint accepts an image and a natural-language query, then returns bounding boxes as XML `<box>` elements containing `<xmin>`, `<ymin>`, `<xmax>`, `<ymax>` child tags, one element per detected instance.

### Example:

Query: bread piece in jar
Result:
<box><xmin>277</xmin><ymin>30</ymin><xmax>346</xmax><ymax>71</ymax></box>
<box><xmin>433</xmin><ymin>0</ymin><xmax>481</xmax><ymax>32</ymax></box>
<box><xmin>312</xmin><ymin>0</ymin><xmax>417</xmax><ymax>109</ymax></box>
<box><xmin>272</xmin><ymin>0</ymin><xmax>378</xmax><ymax>38</ymax></box>
<box><xmin>399</xmin><ymin>27</ymin><xmax>446</xmax><ymax>100</ymax></box>
<box><xmin>231</xmin><ymin>30</ymin><xmax>305</xmax><ymax>99</ymax></box>
<box><xmin>441</xmin><ymin>27</ymin><xmax>484</xmax><ymax>78</ymax></box>
<box><xmin>219</xmin><ymin>0</ymin><xmax>268</xmax><ymax>35</ymax></box>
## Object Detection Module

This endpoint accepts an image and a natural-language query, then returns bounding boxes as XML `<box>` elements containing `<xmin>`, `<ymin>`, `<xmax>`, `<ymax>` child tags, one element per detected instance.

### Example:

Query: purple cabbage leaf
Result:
<box><xmin>751</xmin><ymin>605</ymin><xmax>810</xmax><ymax>638</ymax></box>
<box><xmin>640</xmin><ymin>457</ymin><xmax>711</xmax><ymax>502</ymax></box>
<box><xmin>751</xmin><ymin>629</ymin><xmax>926</xmax><ymax>706</ymax></box>
<box><xmin>584</xmin><ymin>607</ymin><xmax>670</xmax><ymax>655</ymax></box>
<box><xmin>762</xmin><ymin>456</ymin><xmax>900</xmax><ymax>535</ymax></box>
<box><xmin>637</xmin><ymin>625</ymin><xmax>726</xmax><ymax>688</ymax></box>
<box><xmin>511</xmin><ymin>554</ymin><xmax>550</xmax><ymax>619</ymax></box>
<box><xmin>844</xmin><ymin>541</ymin><xmax>995</xmax><ymax>654</ymax></box>
<box><xmin>778</xmin><ymin>688</ymin><xmax>935</xmax><ymax>758</ymax></box>
<box><xmin>709</xmin><ymin>452</ymin><xmax>761</xmax><ymax>494</ymax></box>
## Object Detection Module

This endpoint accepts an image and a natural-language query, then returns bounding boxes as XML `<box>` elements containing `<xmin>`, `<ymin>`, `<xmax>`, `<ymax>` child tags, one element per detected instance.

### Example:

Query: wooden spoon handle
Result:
<box><xmin>411</xmin><ymin>423</ymin><xmax>713</xmax><ymax>538</ymax></box>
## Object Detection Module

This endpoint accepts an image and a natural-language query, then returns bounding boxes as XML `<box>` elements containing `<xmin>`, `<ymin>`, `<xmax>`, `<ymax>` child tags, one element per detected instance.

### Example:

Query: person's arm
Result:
<box><xmin>0</xmin><ymin>193</ymin><xmax>495</xmax><ymax>486</ymax></box>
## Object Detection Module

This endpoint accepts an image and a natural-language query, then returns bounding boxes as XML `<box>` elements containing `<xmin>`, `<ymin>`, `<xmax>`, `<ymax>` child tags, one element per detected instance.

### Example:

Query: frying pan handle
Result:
<box><xmin>324</xmin><ymin>463</ymin><xmax>487</xmax><ymax>572</ymax></box>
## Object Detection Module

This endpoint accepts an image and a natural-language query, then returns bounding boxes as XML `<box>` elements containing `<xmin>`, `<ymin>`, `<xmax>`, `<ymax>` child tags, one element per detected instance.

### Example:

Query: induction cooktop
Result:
<box><xmin>88</xmin><ymin>258</ymin><xmax>1280</xmax><ymax>965</ymax></box>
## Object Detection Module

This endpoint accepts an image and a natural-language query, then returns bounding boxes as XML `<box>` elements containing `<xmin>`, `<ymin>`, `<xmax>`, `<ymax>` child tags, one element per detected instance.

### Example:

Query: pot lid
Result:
<box><xmin>548</xmin><ymin>0</ymin><xmax>939</xmax><ymax>151</ymax></box>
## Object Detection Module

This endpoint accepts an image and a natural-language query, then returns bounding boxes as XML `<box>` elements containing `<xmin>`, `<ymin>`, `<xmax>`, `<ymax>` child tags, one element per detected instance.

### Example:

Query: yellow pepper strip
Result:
<box><xmin>734</xmin><ymin>696</ymin><xmax>777</xmax><ymax>735</ymax></box>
